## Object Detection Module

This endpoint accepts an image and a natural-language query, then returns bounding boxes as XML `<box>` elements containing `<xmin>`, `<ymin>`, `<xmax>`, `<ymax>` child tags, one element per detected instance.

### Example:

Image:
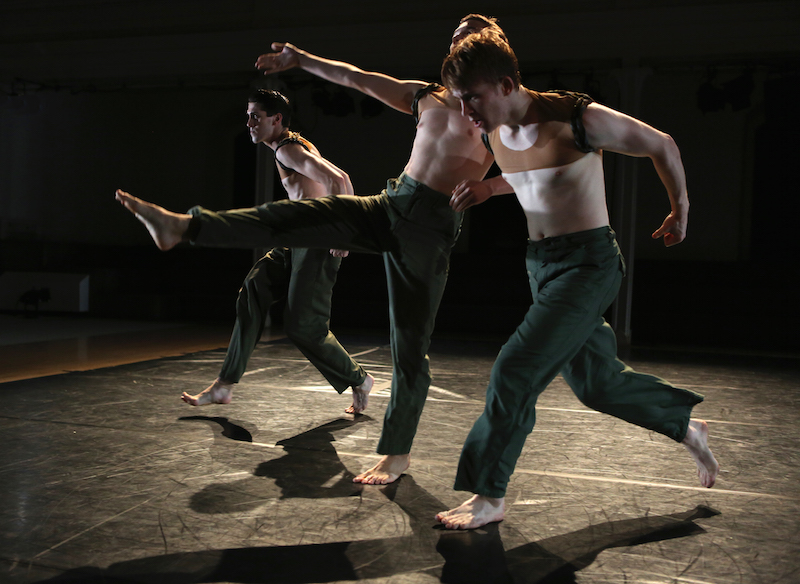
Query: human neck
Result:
<box><xmin>505</xmin><ymin>86</ymin><xmax>536</xmax><ymax>129</ymax></box>
<box><xmin>266</xmin><ymin>127</ymin><xmax>291</xmax><ymax>151</ymax></box>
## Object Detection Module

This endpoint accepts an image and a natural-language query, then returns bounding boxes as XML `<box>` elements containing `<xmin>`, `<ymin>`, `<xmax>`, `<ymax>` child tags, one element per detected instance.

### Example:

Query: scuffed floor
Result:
<box><xmin>1</xmin><ymin>336</ymin><xmax>798</xmax><ymax>583</ymax></box>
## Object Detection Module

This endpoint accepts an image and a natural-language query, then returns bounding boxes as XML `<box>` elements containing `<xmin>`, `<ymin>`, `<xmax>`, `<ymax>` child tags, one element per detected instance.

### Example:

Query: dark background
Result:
<box><xmin>1</xmin><ymin>0</ymin><xmax>798</xmax><ymax>354</ymax></box>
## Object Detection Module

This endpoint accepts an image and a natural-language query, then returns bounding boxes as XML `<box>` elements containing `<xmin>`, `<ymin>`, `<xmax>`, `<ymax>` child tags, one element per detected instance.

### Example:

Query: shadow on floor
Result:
<box><xmin>31</xmin><ymin>412</ymin><xmax>720</xmax><ymax>584</ymax></box>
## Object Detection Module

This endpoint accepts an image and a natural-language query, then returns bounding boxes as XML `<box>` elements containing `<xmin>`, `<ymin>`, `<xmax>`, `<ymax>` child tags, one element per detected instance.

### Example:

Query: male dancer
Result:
<box><xmin>116</xmin><ymin>16</ymin><xmax>503</xmax><ymax>485</ymax></box>
<box><xmin>434</xmin><ymin>30</ymin><xmax>719</xmax><ymax>529</ymax></box>
<box><xmin>179</xmin><ymin>89</ymin><xmax>373</xmax><ymax>413</ymax></box>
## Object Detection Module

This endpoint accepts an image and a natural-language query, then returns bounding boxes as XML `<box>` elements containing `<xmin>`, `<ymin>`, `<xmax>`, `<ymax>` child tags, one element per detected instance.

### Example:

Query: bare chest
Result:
<box><xmin>503</xmin><ymin>152</ymin><xmax>604</xmax><ymax>212</ymax></box>
<box><xmin>416</xmin><ymin>107</ymin><xmax>484</xmax><ymax>153</ymax></box>
<box><xmin>492</xmin><ymin>121</ymin><xmax>582</xmax><ymax>174</ymax></box>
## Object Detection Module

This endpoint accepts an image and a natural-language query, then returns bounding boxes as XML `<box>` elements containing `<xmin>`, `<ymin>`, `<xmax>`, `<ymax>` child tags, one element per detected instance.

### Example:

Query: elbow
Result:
<box><xmin>661</xmin><ymin>132</ymin><xmax>681</xmax><ymax>160</ymax></box>
<box><xmin>650</xmin><ymin>132</ymin><xmax>683</xmax><ymax>168</ymax></box>
<box><xmin>327</xmin><ymin>173</ymin><xmax>351</xmax><ymax>196</ymax></box>
<box><xmin>341</xmin><ymin>172</ymin><xmax>354</xmax><ymax>195</ymax></box>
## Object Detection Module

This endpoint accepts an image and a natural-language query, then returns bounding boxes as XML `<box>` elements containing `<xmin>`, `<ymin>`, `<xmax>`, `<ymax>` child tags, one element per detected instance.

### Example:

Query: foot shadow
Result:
<box><xmin>179</xmin><ymin>415</ymin><xmax>255</xmax><ymax>442</ymax></box>
<box><xmin>434</xmin><ymin>504</ymin><xmax>721</xmax><ymax>584</ymax></box>
<box><xmin>32</xmin><ymin>469</ymin><xmax>719</xmax><ymax>584</ymax></box>
<box><xmin>189</xmin><ymin>416</ymin><xmax>373</xmax><ymax>513</ymax></box>
<box><xmin>31</xmin><ymin>474</ymin><xmax>442</xmax><ymax>584</ymax></box>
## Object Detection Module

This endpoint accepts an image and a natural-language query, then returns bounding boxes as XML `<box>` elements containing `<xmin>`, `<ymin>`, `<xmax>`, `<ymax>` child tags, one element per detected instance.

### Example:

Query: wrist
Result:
<box><xmin>294</xmin><ymin>48</ymin><xmax>312</xmax><ymax>70</ymax></box>
<box><xmin>672</xmin><ymin>196</ymin><xmax>689</xmax><ymax>217</ymax></box>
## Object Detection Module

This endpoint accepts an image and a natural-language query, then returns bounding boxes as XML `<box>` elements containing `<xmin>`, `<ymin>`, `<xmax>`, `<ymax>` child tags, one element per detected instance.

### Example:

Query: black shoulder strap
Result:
<box><xmin>550</xmin><ymin>90</ymin><xmax>595</xmax><ymax>153</ymax></box>
<box><xmin>412</xmin><ymin>83</ymin><xmax>444</xmax><ymax>125</ymax></box>
<box><xmin>274</xmin><ymin>131</ymin><xmax>310</xmax><ymax>172</ymax></box>
<box><xmin>481</xmin><ymin>132</ymin><xmax>493</xmax><ymax>154</ymax></box>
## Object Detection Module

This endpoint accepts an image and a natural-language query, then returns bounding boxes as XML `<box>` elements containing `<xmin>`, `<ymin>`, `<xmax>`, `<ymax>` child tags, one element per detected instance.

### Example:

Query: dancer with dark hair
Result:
<box><xmin>180</xmin><ymin>89</ymin><xmax>374</xmax><ymax>413</ymax></box>
<box><xmin>117</xmin><ymin>16</ymin><xmax>506</xmax><ymax>485</ymax></box>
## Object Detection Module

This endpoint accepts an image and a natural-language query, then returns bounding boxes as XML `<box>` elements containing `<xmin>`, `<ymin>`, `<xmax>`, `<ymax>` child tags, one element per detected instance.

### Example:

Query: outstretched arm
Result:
<box><xmin>449</xmin><ymin>175</ymin><xmax>514</xmax><ymax>212</ymax></box>
<box><xmin>255</xmin><ymin>43</ymin><xmax>428</xmax><ymax>115</ymax></box>
<box><xmin>583</xmin><ymin>103</ymin><xmax>690</xmax><ymax>247</ymax></box>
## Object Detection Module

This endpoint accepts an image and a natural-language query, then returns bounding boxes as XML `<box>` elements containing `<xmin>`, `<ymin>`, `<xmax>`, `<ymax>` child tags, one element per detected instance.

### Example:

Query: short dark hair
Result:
<box><xmin>248</xmin><ymin>89</ymin><xmax>292</xmax><ymax>127</ymax></box>
<box><xmin>458</xmin><ymin>14</ymin><xmax>508</xmax><ymax>43</ymax></box>
<box><xmin>442</xmin><ymin>29</ymin><xmax>521</xmax><ymax>92</ymax></box>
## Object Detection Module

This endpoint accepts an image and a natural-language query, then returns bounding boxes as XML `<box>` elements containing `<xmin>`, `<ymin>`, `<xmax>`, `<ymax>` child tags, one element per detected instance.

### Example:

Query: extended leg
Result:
<box><xmin>441</xmin><ymin>230</ymin><xmax>626</xmax><ymax>528</ymax></box>
<box><xmin>182</xmin><ymin>249</ymin><xmax>289</xmax><ymax>406</ymax></box>
<box><xmin>283</xmin><ymin>248</ymin><xmax>372</xmax><ymax>413</ymax></box>
<box><xmin>115</xmin><ymin>190</ymin><xmax>191</xmax><ymax>251</ymax></box>
<box><xmin>561</xmin><ymin>321</ymin><xmax>718</xmax><ymax>487</ymax></box>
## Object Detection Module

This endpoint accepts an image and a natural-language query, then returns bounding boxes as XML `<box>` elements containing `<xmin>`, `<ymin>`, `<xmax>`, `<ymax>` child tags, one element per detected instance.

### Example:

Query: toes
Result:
<box><xmin>355</xmin><ymin>472</ymin><xmax>386</xmax><ymax>485</ymax></box>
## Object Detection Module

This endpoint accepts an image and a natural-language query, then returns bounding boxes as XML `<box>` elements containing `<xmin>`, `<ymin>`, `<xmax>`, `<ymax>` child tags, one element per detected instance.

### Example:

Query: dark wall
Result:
<box><xmin>1</xmin><ymin>3</ymin><xmax>798</xmax><ymax>352</ymax></box>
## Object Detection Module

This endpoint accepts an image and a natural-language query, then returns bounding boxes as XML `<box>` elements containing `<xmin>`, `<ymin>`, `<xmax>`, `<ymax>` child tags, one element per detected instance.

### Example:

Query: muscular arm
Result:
<box><xmin>583</xmin><ymin>103</ymin><xmax>689</xmax><ymax>246</ymax></box>
<box><xmin>256</xmin><ymin>43</ymin><xmax>428</xmax><ymax>115</ymax></box>
<box><xmin>277</xmin><ymin>144</ymin><xmax>354</xmax><ymax>196</ymax></box>
<box><xmin>277</xmin><ymin>143</ymin><xmax>354</xmax><ymax>258</ymax></box>
<box><xmin>450</xmin><ymin>175</ymin><xmax>514</xmax><ymax>212</ymax></box>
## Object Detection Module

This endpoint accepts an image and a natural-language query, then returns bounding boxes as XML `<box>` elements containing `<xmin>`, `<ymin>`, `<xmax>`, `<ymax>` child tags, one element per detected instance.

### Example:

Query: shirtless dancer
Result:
<box><xmin>116</xmin><ymin>15</ymin><xmax>502</xmax><ymax>485</ymax></box>
<box><xmin>434</xmin><ymin>30</ymin><xmax>719</xmax><ymax>529</ymax></box>
<box><xmin>178</xmin><ymin>89</ymin><xmax>373</xmax><ymax>413</ymax></box>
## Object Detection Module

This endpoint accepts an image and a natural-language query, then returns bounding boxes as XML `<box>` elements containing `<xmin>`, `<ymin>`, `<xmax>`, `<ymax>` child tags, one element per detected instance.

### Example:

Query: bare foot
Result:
<box><xmin>682</xmin><ymin>419</ymin><xmax>719</xmax><ymax>488</ymax></box>
<box><xmin>345</xmin><ymin>373</ymin><xmax>374</xmax><ymax>414</ymax></box>
<box><xmin>352</xmin><ymin>454</ymin><xmax>409</xmax><ymax>485</ymax></box>
<box><xmin>115</xmin><ymin>189</ymin><xmax>191</xmax><ymax>251</ymax></box>
<box><xmin>436</xmin><ymin>494</ymin><xmax>505</xmax><ymax>530</ymax></box>
<box><xmin>181</xmin><ymin>379</ymin><xmax>234</xmax><ymax>406</ymax></box>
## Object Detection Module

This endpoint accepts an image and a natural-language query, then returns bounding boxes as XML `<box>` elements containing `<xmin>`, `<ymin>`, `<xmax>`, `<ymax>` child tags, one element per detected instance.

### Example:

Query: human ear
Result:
<box><xmin>500</xmin><ymin>76</ymin><xmax>515</xmax><ymax>96</ymax></box>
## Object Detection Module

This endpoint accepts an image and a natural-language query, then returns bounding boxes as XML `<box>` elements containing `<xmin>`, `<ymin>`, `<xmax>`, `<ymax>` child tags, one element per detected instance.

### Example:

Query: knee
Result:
<box><xmin>569</xmin><ymin>381</ymin><xmax>604</xmax><ymax>410</ymax></box>
<box><xmin>282</xmin><ymin>315</ymin><xmax>303</xmax><ymax>341</ymax></box>
<box><xmin>237</xmin><ymin>268</ymin><xmax>262</xmax><ymax>300</ymax></box>
<box><xmin>488</xmin><ymin>346</ymin><xmax>544</xmax><ymax>397</ymax></box>
<box><xmin>484</xmin><ymin>373</ymin><xmax>539</xmax><ymax>429</ymax></box>
<box><xmin>284</xmin><ymin>315</ymin><xmax>327</xmax><ymax>346</ymax></box>
<box><xmin>234</xmin><ymin>284</ymin><xmax>254</xmax><ymax>312</ymax></box>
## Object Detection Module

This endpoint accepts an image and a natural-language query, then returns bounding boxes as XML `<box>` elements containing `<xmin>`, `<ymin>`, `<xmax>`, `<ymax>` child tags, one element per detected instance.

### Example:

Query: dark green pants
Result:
<box><xmin>454</xmin><ymin>227</ymin><xmax>704</xmax><ymax>498</ymax></box>
<box><xmin>188</xmin><ymin>174</ymin><xmax>463</xmax><ymax>454</ymax></box>
<box><xmin>219</xmin><ymin>246</ymin><xmax>366</xmax><ymax>392</ymax></box>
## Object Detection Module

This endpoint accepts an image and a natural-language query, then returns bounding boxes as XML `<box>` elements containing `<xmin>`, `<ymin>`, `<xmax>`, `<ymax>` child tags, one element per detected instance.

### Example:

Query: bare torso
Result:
<box><xmin>280</xmin><ymin>172</ymin><xmax>328</xmax><ymax>201</ymax></box>
<box><xmin>404</xmin><ymin>89</ymin><xmax>494</xmax><ymax>194</ymax></box>
<box><xmin>276</xmin><ymin>140</ymin><xmax>328</xmax><ymax>201</ymax></box>
<box><xmin>491</xmin><ymin>102</ymin><xmax>610</xmax><ymax>241</ymax></box>
<box><xmin>503</xmin><ymin>152</ymin><xmax>609</xmax><ymax>241</ymax></box>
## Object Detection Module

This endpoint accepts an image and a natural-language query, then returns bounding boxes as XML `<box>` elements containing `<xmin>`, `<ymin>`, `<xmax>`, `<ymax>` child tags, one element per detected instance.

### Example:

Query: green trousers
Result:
<box><xmin>188</xmin><ymin>174</ymin><xmax>463</xmax><ymax>454</ymax></box>
<box><xmin>219</xmin><ymin>246</ymin><xmax>366</xmax><ymax>392</ymax></box>
<box><xmin>454</xmin><ymin>227</ymin><xmax>704</xmax><ymax>498</ymax></box>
